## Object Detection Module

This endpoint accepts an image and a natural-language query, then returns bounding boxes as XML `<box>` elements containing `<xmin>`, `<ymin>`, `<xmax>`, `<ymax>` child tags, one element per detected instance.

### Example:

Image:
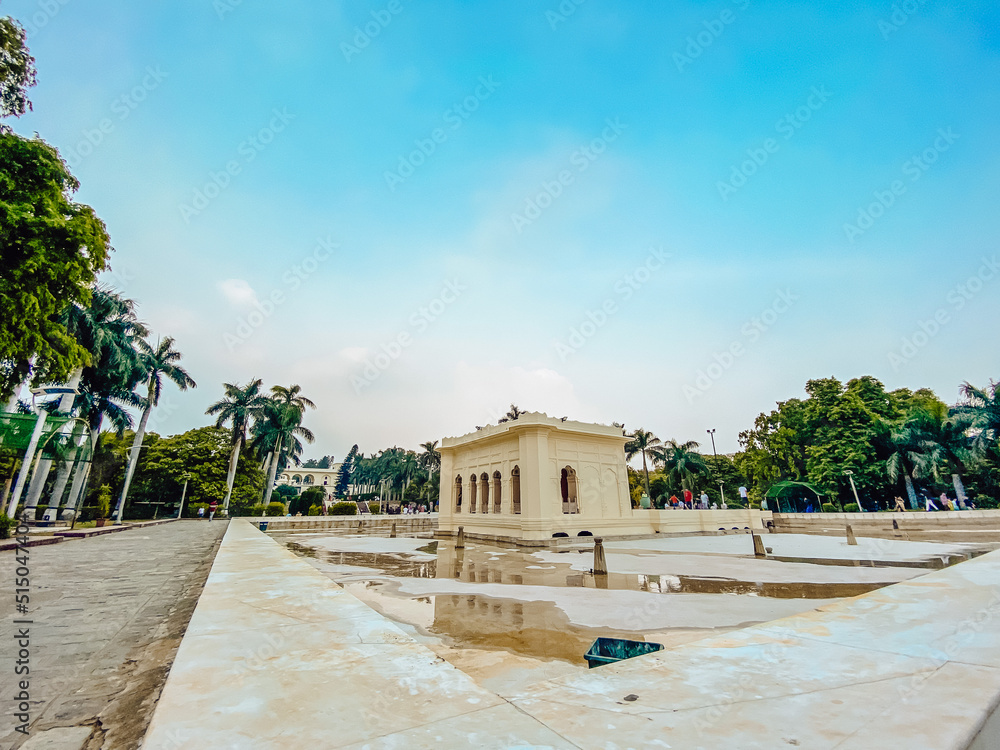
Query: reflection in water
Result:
<box><xmin>288</xmin><ymin>538</ymin><xmax>901</xmax><ymax>600</ymax></box>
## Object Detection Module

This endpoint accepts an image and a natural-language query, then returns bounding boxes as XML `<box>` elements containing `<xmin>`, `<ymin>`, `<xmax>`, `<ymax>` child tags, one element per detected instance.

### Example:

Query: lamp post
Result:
<box><xmin>844</xmin><ymin>470</ymin><xmax>862</xmax><ymax>512</ymax></box>
<box><xmin>718</xmin><ymin>480</ymin><xmax>726</xmax><ymax>506</ymax></box>
<box><xmin>177</xmin><ymin>473</ymin><xmax>192</xmax><ymax>519</ymax></box>
<box><xmin>706</xmin><ymin>428</ymin><xmax>718</xmax><ymax>460</ymax></box>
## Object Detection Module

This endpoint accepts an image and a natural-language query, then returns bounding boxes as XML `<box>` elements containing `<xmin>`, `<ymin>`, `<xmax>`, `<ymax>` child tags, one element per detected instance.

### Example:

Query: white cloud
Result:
<box><xmin>217</xmin><ymin>279</ymin><xmax>259</xmax><ymax>309</ymax></box>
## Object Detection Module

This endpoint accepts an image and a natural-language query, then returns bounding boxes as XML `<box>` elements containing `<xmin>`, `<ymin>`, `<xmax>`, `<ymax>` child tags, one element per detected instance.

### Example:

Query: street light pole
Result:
<box><xmin>706</xmin><ymin>429</ymin><xmax>718</xmax><ymax>460</ymax></box>
<box><xmin>177</xmin><ymin>473</ymin><xmax>191</xmax><ymax>519</ymax></box>
<box><xmin>844</xmin><ymin>470</ymin><xmax>862</xmax><ymax>512</ymax></box>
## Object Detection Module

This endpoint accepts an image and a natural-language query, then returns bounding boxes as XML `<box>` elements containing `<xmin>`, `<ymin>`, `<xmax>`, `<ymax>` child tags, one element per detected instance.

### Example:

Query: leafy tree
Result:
<box><xmin>0</xmin><ymin>136</ymin><xmax>112</xmax><ymax>400</ymax></box>
<box><xmin>0</xmin><ymin>16</ymin><xmax>36</xmax><ymax>121</ymax></box>
<box><xmin>291</xmin><ymin>485</ymin><xmax>325</xmax><ymax>515</ymax></box>
<box><xmin>302</xmin><ymin>455</ymin><xmax>333</xmax><ymax>468</ymax></box>
<box><xmin>116</xmin><ymin>337</ymin><xmax>196</xmax><ymax>521</ymax></box>
<box><xmin>625</xmin><ymin>428</ymin><xmax>660</xmax><ymax>498</ymax></box>
<box><xmin>131</xmin><ymin>426</ymin><xmax>264</xmax><ymax>511</ymax></box>
<box><xmin>335</xmin><ymin>444</ymin><xmax>358</xmax><ymax>498</ymax></box>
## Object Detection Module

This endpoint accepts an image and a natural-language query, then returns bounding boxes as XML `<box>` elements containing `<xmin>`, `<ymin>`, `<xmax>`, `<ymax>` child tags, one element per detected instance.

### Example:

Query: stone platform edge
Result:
<box><xmin>143</xmin><ymin>519</ymin><xmax>1000</xmax><ymax>749</ymax></box>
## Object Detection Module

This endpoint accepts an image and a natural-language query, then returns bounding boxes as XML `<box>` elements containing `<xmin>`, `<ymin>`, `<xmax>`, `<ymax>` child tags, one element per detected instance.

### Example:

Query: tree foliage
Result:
<box><xmin>0</xmin><ymin>136</ymin><xmax>112</xmax><ymax>399</ymax></box>
<box><xmin>0</xmin><ymin>16</ymin><xmax>35</xmax><ymax>121</ymax></box>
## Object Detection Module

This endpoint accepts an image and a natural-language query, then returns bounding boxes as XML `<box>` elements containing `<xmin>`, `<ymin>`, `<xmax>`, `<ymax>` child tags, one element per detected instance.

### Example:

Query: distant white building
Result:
<box><xmin>277</xmin><ymin>465</ymin><xmax>342</xmax><ymax>494</ymax></box>
<box><xmin>437</xmin><ymin>412</ymin><xmax>769</xmax><ymax>546</ymax></box>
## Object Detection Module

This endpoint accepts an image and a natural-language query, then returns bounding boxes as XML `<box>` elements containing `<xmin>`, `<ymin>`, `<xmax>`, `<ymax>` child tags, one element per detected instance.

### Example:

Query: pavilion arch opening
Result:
<box><xmin>493</xmin><ymin>471</ymin><xmax>502</xmax><ymax>513</ymax></box>
<box><xmin>512</xmin><ymin>466</ymin><xmax>521</xmax><ymax>514</ymax></box>
<box><xmin>454</xmin><ymin>475</ymin><xmax>463</xmax><ymax>512</ymax></box>
<box><xmin>480</xmin><ymin>472</ymin><xmax>490</xmax><ymax>514</ymax></box>
<box><xmin>561</xmin><ymin>466</ymin><xmax>579</xmax><ymax>514</ymax></box>
<box><xmin>470</xmin><ymin>475</ymin><xmax>478</xmax><ymax>513</ymax></box>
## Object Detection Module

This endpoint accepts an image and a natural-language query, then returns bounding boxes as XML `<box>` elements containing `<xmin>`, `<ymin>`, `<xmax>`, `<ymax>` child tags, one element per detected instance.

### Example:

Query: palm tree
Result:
<box><xmin>497</xmin><ymin>404</ymin><xmax>526</xmax><ymax>423</ymax></box>
<box><xmin>418</xmin><ymin>440</ymin><xmax>440</xmax><ymax>482</ymax></box>
<box><xmin>206</xmin><ymin>379</ymin><xmax>269</xmax><ymax>513</ymax></box>
<box><xmin>114</xmin><ymin>337</ymin><xmax>196</xmax><ymax>522</ymax></box>
<box><xmin>958</xmin><ymin>381</ymin><xmax>1000</xmax><ymax>457</ymax></box>
<box><xmin>884</xmin><ymin>417</ymin><xmax>924</xmax><ymax>510</ymax></box>
<box><xmin>625</xmin><ymin>428</ymin><xmax>661</xmax><ymax>498</ymax></box>
<box><xmin>911</xmin><ymin>404</ymin><xmax>974</xmax><ymax>506</ymax></box>
<box><xmin>654</xmin><ymin>439</ymin><xmax>711</xmax><ymax>495</ymax></box>
<box><xmin>253</xmin><ymin>401</ymin><xmax>314</xmax><ymax>506</ymax></box>
<box><xmin>24</xmin><ymin>289</ymin><xmax>147</xmax><ymax>516</ymax></box>
<box><xmin>256</xmin><ymin>385</ymin><xmax>316</xmax><ymax>503</ymax></box>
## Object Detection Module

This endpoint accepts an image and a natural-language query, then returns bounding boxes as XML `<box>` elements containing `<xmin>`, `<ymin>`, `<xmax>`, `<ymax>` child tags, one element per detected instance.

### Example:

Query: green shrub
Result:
<box><xmin>725</xmin><ymin>501</ymin><xmax>745</xmax><ymax>509</ymax></box>
<box><xmin>265</xmin><ymin>501</ymin><xmax>286</xmax><ymax>517</ymax></box>
<box><xmin>843</xmin><ymin>503</ymin><xmax>859</xmax><ymax>513</ymax></box>
<box><xmin>330</xmin><ymin>502</ymin><xmax>357</xmax><ymax>516</ymax></box>
<box><xmin>307</xmin><ymin>504</ymin><xmax>322</xmax><ymax>516</ymax></box>
<box><xmin>95</xmin><ymin>485</ymin><xmax>112</xmax><ymax>519</ymax></box>
<box><xmin>822</xmin><ymin>503</ymin><xmax>838</xmax><ymax>513</ymax></box>
<box><xmin>250</xmin><ymin>503</ymin><xmax>267</xmax><ymax>516</ymax></box>
<box><xmin>367</xmin><ymin>501</ymin><xmax>381</xmax><ymax>514</ymax></box>
<box><xmin>0</xmin><ymin>513</ymin><xmax>13</xmax><ymax>539</ymax></box>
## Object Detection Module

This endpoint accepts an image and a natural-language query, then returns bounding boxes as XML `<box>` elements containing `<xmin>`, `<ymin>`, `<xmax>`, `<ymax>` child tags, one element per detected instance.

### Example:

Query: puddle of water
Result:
<box><xmin>346</xmin><ymin>580</ymin><xmax>651</xmax><ymax>666</ymax></box>
<box><xmin>287</xmin><ymin>539</ymin><xmax>899</xmax><ymax>599</ymax></box>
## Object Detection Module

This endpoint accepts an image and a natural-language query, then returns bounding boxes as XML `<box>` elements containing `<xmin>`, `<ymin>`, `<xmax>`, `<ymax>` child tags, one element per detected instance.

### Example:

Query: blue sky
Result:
<box><xmin>6</xmin><ymin>0</ymin><xmax>1000</xmax><ymax>458</ymax></box>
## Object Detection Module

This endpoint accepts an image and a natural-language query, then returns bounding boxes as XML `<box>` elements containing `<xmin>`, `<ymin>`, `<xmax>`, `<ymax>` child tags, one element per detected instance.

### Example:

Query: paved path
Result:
<box><xmin>0</xmin><ymin>519</ymin><xmax>228</xmax><ymax>749</ymax></box>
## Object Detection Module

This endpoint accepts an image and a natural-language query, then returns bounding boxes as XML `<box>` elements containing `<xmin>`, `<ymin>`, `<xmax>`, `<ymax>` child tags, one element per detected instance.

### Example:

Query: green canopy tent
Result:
<box><xmin>764</xmin><ymin>480</ymin><xmax>827</xmax><ymax>513</ymax></box>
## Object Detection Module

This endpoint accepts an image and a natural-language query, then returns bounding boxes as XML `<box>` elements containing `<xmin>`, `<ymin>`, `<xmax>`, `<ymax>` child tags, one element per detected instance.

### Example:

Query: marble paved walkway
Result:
<box><xmin>0</xmin><ymin>519</ymin><xmax>228</xmax><ymax>749</ymax></box>
<box><xmin>145</xmin><ymin>520</ymin><xmax>1000</xmax><ymax>749</ymax></box>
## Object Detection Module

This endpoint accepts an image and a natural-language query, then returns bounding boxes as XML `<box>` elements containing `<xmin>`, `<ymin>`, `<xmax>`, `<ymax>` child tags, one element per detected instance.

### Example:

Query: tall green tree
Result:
<box><xmin>0</xmin><ymin>135</ymin><xmax>112</xmax><ymax>400</ymax></box>
<box><xmin>625</xmin><ymin>428</ymin><xmax>660</xmax><ymax>498</ymax></box>
<box><xmin>205</xmin><ymin>379</ymin><xmax>269</xmax><ymax>512</ymax></box>
<box><xmin>256</xmin><ymin>384</ymin><xmax>315</xmax><ymax>503</ymax></box>
<box><xmin>115</xmin><ymin>337</ymin><xmax>196</xmax><ymax>521</ymax></box>
<box><xmin>0</xmin><ymin>16</ymin><xmax>36</xmax><ymax>120</ymax></box>
<box><xmin>334</xmin><ymin>444</ymin><xmax>358</xmax><ymax>498</ymax></box>
<box><xmin>654</xmin><ymin>439</ymin><xmax>711</xmax><ymax>494</ymax></box>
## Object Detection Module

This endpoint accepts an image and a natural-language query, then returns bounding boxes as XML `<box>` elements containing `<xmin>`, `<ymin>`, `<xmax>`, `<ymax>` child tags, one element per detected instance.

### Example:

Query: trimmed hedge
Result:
<box><xmin>843</xmin><ymin>503</ymin><xmax>859</xmax><ymax>513</ymax></box>
<box><xmin>265</xmin><ymin>501</ymin><xmax>286</xmax><ymax>517</ymax></box>
<box><xmin>330</xmin><ymin>502</ymin><xmax>357</xmax><ymax>516</ymax></box>
<box><xmin>822</xmin><ymin>503</ymin><xmax>838</xmax><ymax>513</ymax></box>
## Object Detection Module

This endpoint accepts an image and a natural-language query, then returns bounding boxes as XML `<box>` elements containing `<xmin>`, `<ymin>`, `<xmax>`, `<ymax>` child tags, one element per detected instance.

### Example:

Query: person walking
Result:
<box><xmin>209</xmin><ymin>500</ymin><xmax>218</xmax><ymax>521</ymax></box>
<box><xmin>197</xmin><ymin>506</ymin><xmax>205</xmax><ymax>520</ymax></box>
<box><xmin>683</xmin><ymin>488</ymin><xmax>693</xmax><ymax>509</ymax></box>
<box><xmin>738</xmin><ymin>485</ymin><xmax>748</xmax><ymax>505</ymax></box>
<box><xmin>925</xmin><ymin>494</ymin><xmax>939</xmax><ymax>512</ymax></box>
